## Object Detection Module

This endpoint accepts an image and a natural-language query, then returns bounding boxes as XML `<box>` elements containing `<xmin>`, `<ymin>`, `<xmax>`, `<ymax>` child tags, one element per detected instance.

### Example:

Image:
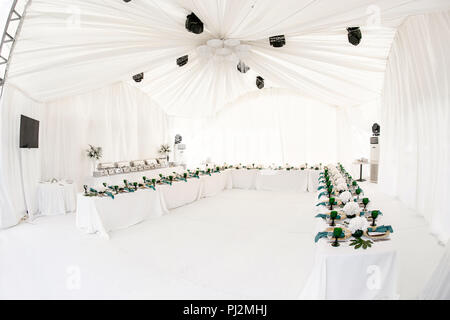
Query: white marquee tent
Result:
<box><xmin>0</xmin><ymin>0</ymin><xmax>449</xmax><ymax>300</ymax></box>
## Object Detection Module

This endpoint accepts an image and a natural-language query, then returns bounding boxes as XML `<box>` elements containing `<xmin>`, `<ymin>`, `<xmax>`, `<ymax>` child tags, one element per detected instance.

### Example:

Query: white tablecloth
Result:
<box><xmin>37</xmin><ymin>182</ymin><xmax>77</xmax><ymax>216</ymax></box>
<box><xmin>76</xmin><ymin>189</ymin><xmax>167</xmax><ymax>238</ymax></box>
<box><xmin>159</xmin><ymin>178</ymin><xmax>203</xmax><ymax>210</ymax></box>
<box><xmin>200</xmin><ymin>171</ymin><xmax>232</xmax><ymax>198</ymax></box>
<box><xmin>300</xmin><ymin>240</ymin><xmax>398</xmax><ymax>299</ymax></box>
<box><xmin>308</xmin><ymin>169</ymin><xmax>321</xmax><ymax>192</ymax></box>
<box><xmin>87</xmin><ymin>166</ymin><xmax>185</xmax><ymax>188</ymax></box>
<box><xmin>255</xmin><ymin>170</ymin><xmax>309</xmax><ymax>192</ymax></box>
<box><xmin>230</xmin><ymin>169</ymin><xmax>258</xmax><ymax>190</ymax></box>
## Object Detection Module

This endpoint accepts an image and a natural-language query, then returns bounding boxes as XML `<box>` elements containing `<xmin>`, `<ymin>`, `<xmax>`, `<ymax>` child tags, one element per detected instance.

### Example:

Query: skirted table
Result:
<box><xmin>76</xmin><ymin>188</ymin><xmax>167</xmax><ymax>238</ymax></box>
<box><xmin>255</xmin><ymin>169</ymin><xmax>308</xmax><ymax>192</ymax></box>
<box><xmin>76</xmin><ymin>171</ymin><xmax>232</xmax><ymax>237</ymax></box>
<box><xmin>37</xmin><ymin>181</ymin><xmax>77</xmax><ymax>216</ymax></box>
<box><xmin>299</xmin><ymin>239</ymin><xmax>398</xmax><ymax>299</ymax></box>
<box><xmin>76</xmin><ymin>169</ymin><xmax>320</xmax><ymax>238</ymax></box>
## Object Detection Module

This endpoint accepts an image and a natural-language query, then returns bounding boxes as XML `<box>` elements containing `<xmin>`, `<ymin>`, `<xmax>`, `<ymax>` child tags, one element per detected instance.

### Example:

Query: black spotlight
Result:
<box><xmin>347</xmin><ymin>27</ymin><xmax>362</xmax><ymax>46</ymax></box>
<box><xmin>132</xmin><ymin>73</ymin><xmax>144</xmax><ymax>83</ymax></box>
<box><xmin>237</xmin><ymin>61</ymin><xmax>250</xmax><ymax>73</ymax></box>
<box><xmin>176</xmin><ymin>55</ymin><xmax>188</xmax><ymax>67</ymax></box>
<box><xmin>269</xmin><ymin>35</ymin><xmax>286</xmax><ymax>48</ymax></box>
<box><xmin>372</xmin><ymin>123</ymin><xmax>380</xmax><ymax>136</ymax></box>
<box><xmin>185</xmin><ymin>12</ymin><xmax>204</xmax><ymax>34</ymax></box>
<box><xmin>174</xmin><ymin>134</ymin><xmax>182</xmax><ymax>145</ymax></box>
<box><xmin>123</xmin><ymin>0</ymin><xmax>131</xmax><ymax>2</ymax></box>
<box><xmin>256</xmin><ymin>76</ymin><xmax>264</xmax><ymax>89</ymax></box>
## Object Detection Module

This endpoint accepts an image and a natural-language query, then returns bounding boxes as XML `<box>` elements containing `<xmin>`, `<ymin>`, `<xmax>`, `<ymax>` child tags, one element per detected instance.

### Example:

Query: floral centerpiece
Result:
<box><xmin>86</xmin><ymin>144</ymin><xmax>102</xmax><ymax>173</ymax></box>
<box><xmin>159</xmin><ymin>144</ymin><xmax>171</xmax><ymax>161</ymax></box>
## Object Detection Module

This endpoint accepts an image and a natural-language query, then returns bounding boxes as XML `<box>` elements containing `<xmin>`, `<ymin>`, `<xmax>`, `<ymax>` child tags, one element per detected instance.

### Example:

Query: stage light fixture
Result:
<box><xmin>269</xmin><ymin>35</ymin><xmax>286</xmax><ymax>48</ymax></box>
<box><xmin>123</xmin><ymin>0</ymin><xmax>131</xmax><ymax>3</ymax></box>
<box><xmin>237</xmin><ymin>61</ymin><xmax>250</xmax><ymax>73</ymax></box>
<box><xmin>176</xmin><ymin>55</ymin><xmax>188</xmax><ymax>67</ymax></box>
<box><xmin>347</xmin><ymin>27</ymin><xmax>362</xmax><ymax>46</ymax></box>
<box><xmin>256</xmin><ymin>76</ymin><xmax>264</xmax><ymax>89</ymax></box>
<box><xmin>185</xmin><ymin>12</ymin><xmax>204</xmax><ymax>34</ymax></box>
<box><xmin>132</xmin><ymin>73</ymin><xmax>144</xmax><ymax>82</ymax></box>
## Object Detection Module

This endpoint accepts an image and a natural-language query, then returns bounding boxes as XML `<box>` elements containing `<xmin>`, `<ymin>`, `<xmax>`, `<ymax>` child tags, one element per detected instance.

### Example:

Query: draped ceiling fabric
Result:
<box><xmin>6</xmin><ymin>0</ymin><xmax>450</xmax><ymax>117</ymax></box>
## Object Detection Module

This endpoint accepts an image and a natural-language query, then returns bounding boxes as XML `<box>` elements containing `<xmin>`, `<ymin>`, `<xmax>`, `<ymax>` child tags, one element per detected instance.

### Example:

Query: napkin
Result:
<box><xmin>314</xmin><ymin>231</ymin><xmax>345</xmax><ymax>243</ymax></box>
<box><xmin>315</xmin><ymin>214</ymin><xmax>342</xmax><ymax>220</ymax></box>
<box><xmin>367</xmin><ymin>225</ymin><xmax>393</xmax><ymax>233</ymax></box>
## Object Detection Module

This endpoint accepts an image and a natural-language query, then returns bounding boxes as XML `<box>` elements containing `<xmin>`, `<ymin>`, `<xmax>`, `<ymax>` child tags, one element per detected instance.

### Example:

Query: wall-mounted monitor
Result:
<box><xmin>19</xmin><ymin>115</ymin><xmax>39</xmax><ymax>148</ymax></box>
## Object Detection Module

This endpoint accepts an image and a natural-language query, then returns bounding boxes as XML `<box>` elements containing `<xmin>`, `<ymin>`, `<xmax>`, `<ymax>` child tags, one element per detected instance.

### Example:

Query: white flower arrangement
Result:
<box><xmin>336</xmin><ymin>177</ymin><xmax>346</xmax><ymax>185</ymax></box>
<box><xmin>336</xmin><ymin>183</ymin><xmax>348</xmax><ymax>193</ymax></box>
<box><xmin>158</xmin><ymin>144</ymin><xmax>171</xmax><ymax>155</ymax></box>
<box><xmin>348</xmin><ymin>216</ymin><xmax>370</xmax><ymax>234</ymax></box>
<box><xmin>86</xmin><ymin>144</ymin><xmax>102</xmax><ymax>160</ymax></box>
<box><xmin>343</xmin><ymin>201</ymin><xmax>360</xmax><ymax>217</ymax></box>
<box><xmin>339</xmin><ymin>191</ymin><xmax>353</xmax><ymax>204</ymax></box>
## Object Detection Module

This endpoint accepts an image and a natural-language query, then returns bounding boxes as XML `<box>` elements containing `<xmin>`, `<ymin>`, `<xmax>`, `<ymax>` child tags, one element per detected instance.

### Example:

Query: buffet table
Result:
<box><xmin>87</xmin><ymin>166</ymin><xmax>185</xmax><ymax>188</ymax></box>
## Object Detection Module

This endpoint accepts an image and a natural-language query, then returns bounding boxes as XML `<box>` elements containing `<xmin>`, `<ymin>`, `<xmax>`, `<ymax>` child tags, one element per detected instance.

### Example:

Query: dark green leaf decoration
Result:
<box><xmin>350</xmin><ymin>238</ymin><xmax>373</xmax><ymax>250</ymax></box>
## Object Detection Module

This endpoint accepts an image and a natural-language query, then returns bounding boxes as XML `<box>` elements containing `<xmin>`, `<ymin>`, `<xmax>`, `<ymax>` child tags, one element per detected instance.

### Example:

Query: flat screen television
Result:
<box><xmin>20</xmin><ymin>115</ymin><xmax>40</xmax><ymax>148</ymax></box>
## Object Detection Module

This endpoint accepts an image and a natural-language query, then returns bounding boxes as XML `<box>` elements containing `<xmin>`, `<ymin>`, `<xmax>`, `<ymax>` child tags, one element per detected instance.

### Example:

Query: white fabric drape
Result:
<box><xmin>379</xmin><ymin>11</ymin><xmax>450</xmax><ymax>243</ymax></box>
<box><xmin>169</xmin><ymin>89</ymin><xmax>337</xmax><ymax>167</ymax></box>
<box><xmin>420</xmin><ymin>240</ymin><xmax>450</xmax><ymax>299</ymax></box>
<box><xmin>0</xmin><ymin>85</ymin><xmax>43</xmax><ymax>228</ymax></box>
<box><xmin>6</xmin><ymin>0</ymin><xmax>450</xmax><ymax>117</ymax></box>
<box><xmin>0</xmin><ymin>82</ymin><xmax>169</xmax><ymax>228</ymax></box>
<box><xmin>40</xmin><ymin>82</ymin><xmax>169</xmax><ymax>187</ymax></box>
<box><xmin>337</xmin><ymin>99</ymin><xmax>381</xmax><ymax>178</ymax></box>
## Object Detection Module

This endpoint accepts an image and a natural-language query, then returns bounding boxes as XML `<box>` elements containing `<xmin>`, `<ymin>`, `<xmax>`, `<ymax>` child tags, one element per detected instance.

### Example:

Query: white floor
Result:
<box><xmin>0</xmin><ymin>182</ymin><xmax>445</xmax><ymax>299</ymax></box>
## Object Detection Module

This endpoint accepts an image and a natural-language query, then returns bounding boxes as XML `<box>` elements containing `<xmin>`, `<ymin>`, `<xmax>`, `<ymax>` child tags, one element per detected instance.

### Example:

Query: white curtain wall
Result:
<box><xmin>337</xmin><ymin>99</ymin><xmax>381</xmax><ymax>179</ymax></box>
<box><xmin>380</xmin><ymin>11</ymin><xmax>450</xmax><ymax>243</ymax></box>
<box><xmin>0</xmin><ymin>83</ymin><xmax>169</xmax><ymax>228</ymax></box>
<box><xmin>169</xmin><ymin>89</ymin><xmax>338</xmax><ymax>167</ymax></box>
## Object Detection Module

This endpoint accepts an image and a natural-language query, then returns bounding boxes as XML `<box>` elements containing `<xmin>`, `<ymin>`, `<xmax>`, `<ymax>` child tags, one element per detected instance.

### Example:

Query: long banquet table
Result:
<box><xmin>299</xmin><ymin>168</ymin><xmax>398</xmax><ymax>299</ymax></box>
<box><xmin>76</xmin><ymin>188</ymin><xmax>167</xmax><ymax>238</ymax></box>
<box><xmin>300</xmin><ymin>235</ymin><xmax>398</xmax><ymax>299</ymax></box>
<box><xmin>76</xmin><ymin>168</ymin><xmax>320</xmax><ymax>237</ymax></box>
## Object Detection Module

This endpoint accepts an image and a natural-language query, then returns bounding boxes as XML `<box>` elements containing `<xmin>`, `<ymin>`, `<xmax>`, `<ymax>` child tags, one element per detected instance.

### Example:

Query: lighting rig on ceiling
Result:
<box><xmin>126</xmin><ymin>3</ymin><xmax>361</xmax><ymax>90</ymax></box>
<box><xmin>347</xmin><ymin>27</ymin><xmax>362</xmax><ymax>46</ymax></box>
<box><xmin>132</xmin><ymin>73</ymin><xmax>144</xmax><ymax>83</ymax></box>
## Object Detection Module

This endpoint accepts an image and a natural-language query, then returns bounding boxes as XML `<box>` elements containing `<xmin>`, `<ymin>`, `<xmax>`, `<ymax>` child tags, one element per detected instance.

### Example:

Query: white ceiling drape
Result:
<box><xmin>6</xmin><ymin>0</ymin><xmax>450</xmax><ymax>117</ymax></box>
